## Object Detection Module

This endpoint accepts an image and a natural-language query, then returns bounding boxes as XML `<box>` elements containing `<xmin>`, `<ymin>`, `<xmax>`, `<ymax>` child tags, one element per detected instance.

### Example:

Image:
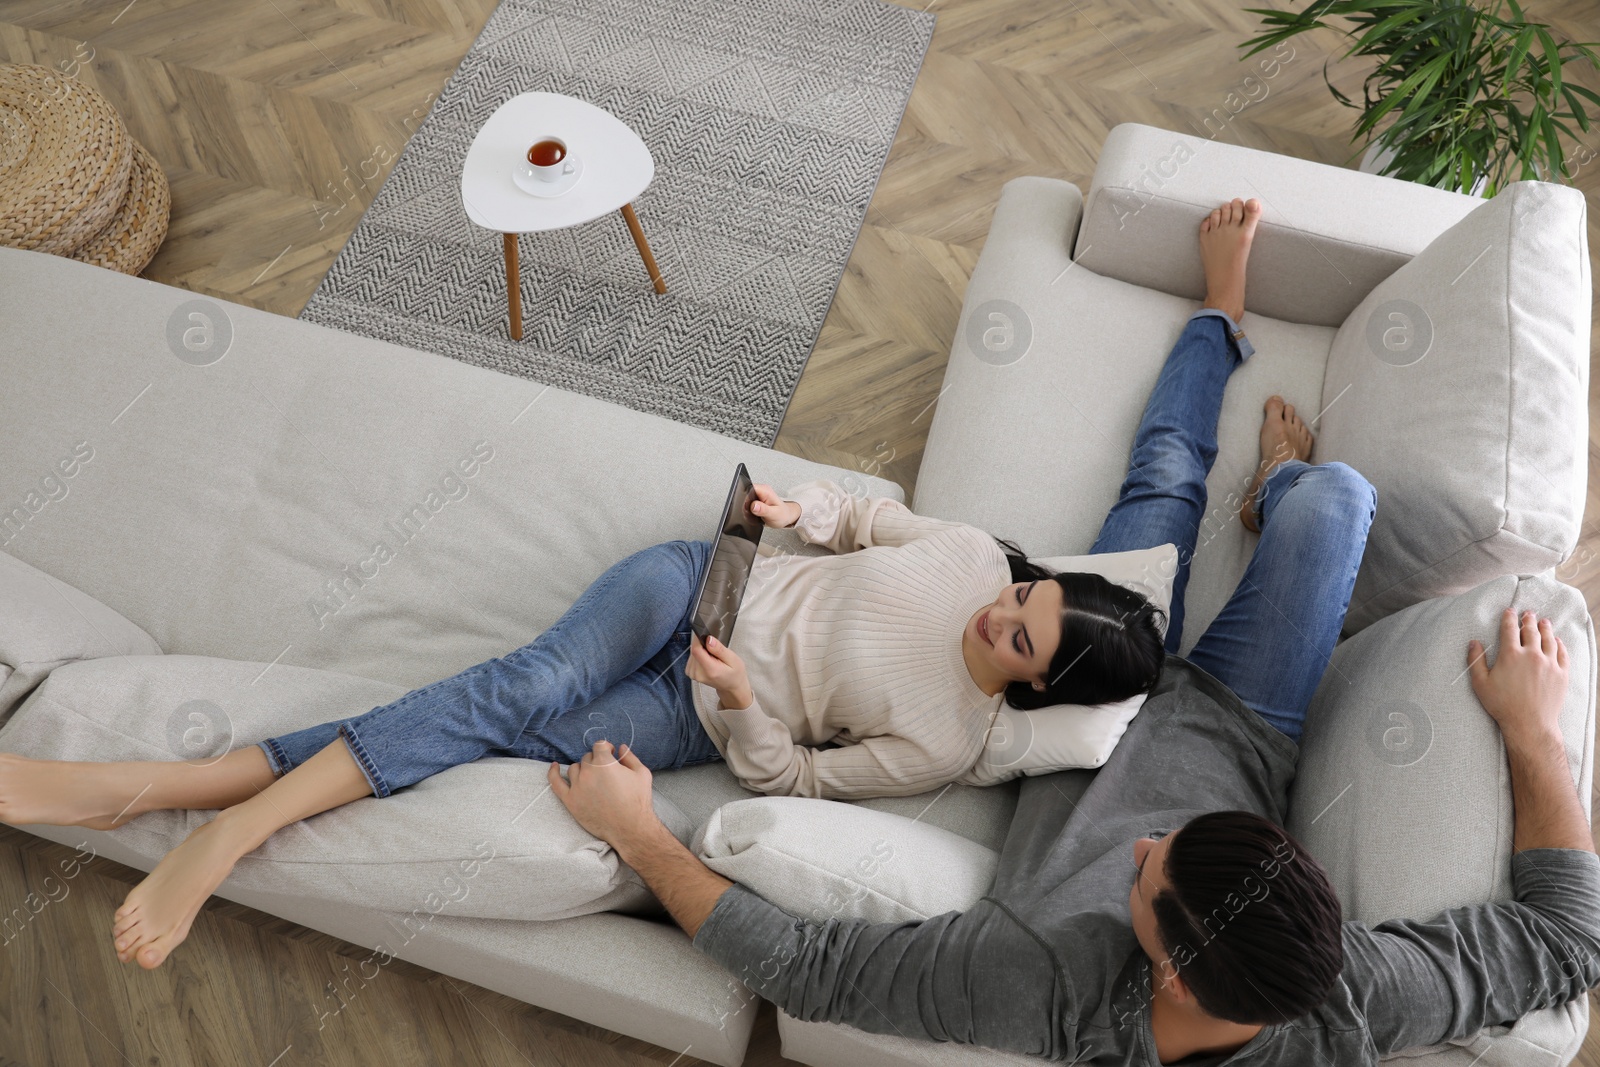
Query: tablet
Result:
<box><xmin>691</xmin><ymin>462</ymin><xmax>763</xmax><ymax>648</ymax></box>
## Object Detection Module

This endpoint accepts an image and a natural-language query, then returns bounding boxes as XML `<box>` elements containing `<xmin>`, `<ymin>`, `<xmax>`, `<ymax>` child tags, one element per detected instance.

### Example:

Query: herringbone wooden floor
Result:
<box><xmin>3</xmin><ymin>0</ymin><xmax>1600</xmax><ymax>1064</ymax></box>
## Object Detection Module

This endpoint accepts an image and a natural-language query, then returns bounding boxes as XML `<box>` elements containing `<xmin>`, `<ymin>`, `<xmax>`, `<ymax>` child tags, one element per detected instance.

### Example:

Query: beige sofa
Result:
<box><xmin>0</xmin><ymin>122</ymin><xmax>1592</xmax><ymax>1066</ymax></box>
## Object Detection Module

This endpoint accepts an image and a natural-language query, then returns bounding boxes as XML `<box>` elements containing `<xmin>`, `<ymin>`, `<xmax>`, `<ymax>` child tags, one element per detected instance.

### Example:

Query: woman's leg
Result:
<box><xmin>0</xmin><ymin>536</ymin><xmax>700</xmax><ymax>829</ymax></box>
<box><xmin>262</xmin><ymin>538</ymin><xmax>714</xmax><ymax>797</ymax></box>
<box><xmin>0</xmin><ymin>747</ymin><xmax>278</xmax><ymax>830</ymax></box>
<box><xmin>505</xmin><ymin>626</ymin><xmax>724</xmax><ymax>770</ymax></box>
<box><xmin>107</xmin><ymin>538</ymin><xmax>715</xmax><ymax>969</ymax></box>
<box><xmin>110</xmin><ymin>735</ymin><xmax>371</xmax><ymax>969</ymax></box>
<box><xmin>1</xmin><ymin>532</ymin><xmax>700</xmax><ymax>829</ymax></box>
<box><xmin>1088</xmin><ymin>198</ymin><xmax>1262</xmax><ymax>653</ymax></box>
<box><xmin>1184</xmin><ymin>402</ymin><xmax>1377</xmax><ymax>742</ymax></box>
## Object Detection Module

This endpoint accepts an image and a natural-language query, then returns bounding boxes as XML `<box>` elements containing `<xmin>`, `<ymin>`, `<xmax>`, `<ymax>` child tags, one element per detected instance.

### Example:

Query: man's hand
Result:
<box><xmin>686</xmin><ymin>633</ymin><xmax>753</xmax><ymax>710</ymax></box>
<box><xmin>1469</xmin><ymin>608</ymin><xmax>1569</xmax><ymax>748</ymax></box>
<box><xmin>547</xmin><ymin>740</ymin><xmax>660</xmax><ymax>852</ymax></box>
<box><xmin>546</xmin><ymin>739</ymin><xmax>737</xmax><ymax>939</ymax></box>
<box><xmin>1468</xmin><ymin>607</ymin><xmax>1590</xmax><ymax>855</ymax></box>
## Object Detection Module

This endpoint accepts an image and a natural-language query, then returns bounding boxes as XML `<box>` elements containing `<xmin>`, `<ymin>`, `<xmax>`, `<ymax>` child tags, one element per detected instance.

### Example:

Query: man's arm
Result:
<box><xmin>1345</xmin><ymin>608</ymin><xmax>1600</xmax><ymax>1054</ymax></box>
<box><xmin>685</xmin><ymin>879</ymin><xmax>1067</xmax><ymax>1056</ymax></box>
<box><xmin>614</xmin><ymin>818</ymin><xmax>733</xmax><ymax>940</ymax></box>
<box><xmin>1470</xmin><ymin>609</ymin><xmax>1592</xmax><ymax>854</ymax></box>
<box><xmin>547</xmin><ymin>740</ymin><xmax>1069</xmax><ymax>1057</ymax></box>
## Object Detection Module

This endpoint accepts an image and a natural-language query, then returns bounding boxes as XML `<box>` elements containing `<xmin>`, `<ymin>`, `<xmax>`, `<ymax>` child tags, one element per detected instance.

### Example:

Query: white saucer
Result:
<box><xmin>511</xmin><ymin>152</ymin><xmax>584</xmax><ymax>197</ymax></box>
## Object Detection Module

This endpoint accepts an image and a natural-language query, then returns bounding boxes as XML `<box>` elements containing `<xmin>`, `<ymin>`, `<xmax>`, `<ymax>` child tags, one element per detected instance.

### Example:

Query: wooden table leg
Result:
<box><xmin>503</xmin><ymin>232</ymin><xmax>522</xmax><ymax>341</ymax></box>
<box><xmin>620</xmin><ymin>202</ymin><xmax>667</xmax><ymax>294</ymax></box>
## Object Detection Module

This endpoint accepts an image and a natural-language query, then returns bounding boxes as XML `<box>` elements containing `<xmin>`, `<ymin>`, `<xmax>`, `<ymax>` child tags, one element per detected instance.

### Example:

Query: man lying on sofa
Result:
<box><xmin>551</xmin><ymin>603</ymin><xmax>1600</xmax><ymax>1063</ymax></box>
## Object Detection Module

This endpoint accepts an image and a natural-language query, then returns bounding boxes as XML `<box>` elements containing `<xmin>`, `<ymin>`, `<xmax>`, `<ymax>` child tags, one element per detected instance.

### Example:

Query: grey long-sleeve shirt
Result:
<box><xmin>691</xmin><ymin>654</ymin><xmax>1600</xmax><ymax>1064</ymax></box>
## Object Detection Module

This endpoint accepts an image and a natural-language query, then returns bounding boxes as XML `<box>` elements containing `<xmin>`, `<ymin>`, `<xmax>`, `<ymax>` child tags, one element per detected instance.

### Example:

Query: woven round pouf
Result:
<box><xmin>69</xmin><ymin>136</ymin><xmax>170</xmax><ymax>275</ymax></box>
<box><xmin>0</xmin><ymin>63</ymin><xmax>133</xmax><ymax>255</ymax></box>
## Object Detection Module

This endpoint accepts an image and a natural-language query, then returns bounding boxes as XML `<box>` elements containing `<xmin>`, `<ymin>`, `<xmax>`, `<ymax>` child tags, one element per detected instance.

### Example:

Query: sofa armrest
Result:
<box><xmin>977</xmin><ymin>175</ymin><xmax>1084</xmax><ymax>286</ymax></box>
<box><xmin>1073</xmin><ymin>123</ymin><xmax>1485</xmax><ymax>327</ymax></box>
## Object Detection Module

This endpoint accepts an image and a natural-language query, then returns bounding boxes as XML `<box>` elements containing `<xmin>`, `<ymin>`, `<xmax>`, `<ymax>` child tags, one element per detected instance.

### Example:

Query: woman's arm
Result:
<box><xmin>715</xmin><ymin>696</ymin><xmax>973</xmax><ymax>799</ymax></box>
<box><xmin>762</xmin><ymin>480</ymin><xmax>975</xmax><ymax>554</ymax></box>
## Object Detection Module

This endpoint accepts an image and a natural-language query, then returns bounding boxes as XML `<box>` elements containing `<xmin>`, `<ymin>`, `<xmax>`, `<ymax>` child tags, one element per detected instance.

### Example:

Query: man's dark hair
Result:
<box><xmin>1151</xmin><ymin>810</ymin><xmax>1343</xmax><ymax>1024</ymax></box>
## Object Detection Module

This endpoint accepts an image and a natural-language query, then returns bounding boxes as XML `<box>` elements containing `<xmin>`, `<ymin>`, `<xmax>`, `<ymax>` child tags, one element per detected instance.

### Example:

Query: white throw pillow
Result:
<box><xmin>693</xmin><ymin>796</ymin><xmax>998</xmax><ymax>923</ymax></box>
<box><xmin>960</xmin><ymin>543</ymin><xmax>1177</xmax><ymax>785</ymax></box>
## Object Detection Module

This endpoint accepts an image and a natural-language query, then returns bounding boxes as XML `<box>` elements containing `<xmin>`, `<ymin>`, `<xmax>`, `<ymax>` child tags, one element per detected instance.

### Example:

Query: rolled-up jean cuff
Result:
<box><xmin>259</xmin><ymin>738</ymin><xmax>289</xmax><ymax>777</ymax></box>
<box><xmin>1188</xmin><ymin>307</ymin><xmax>1255</xmax><ymax>360</ymax></box>
<box><xmin>336</xmin><ymin>722</ymin><xmax>390</xmax><ymax>798</ymax></box>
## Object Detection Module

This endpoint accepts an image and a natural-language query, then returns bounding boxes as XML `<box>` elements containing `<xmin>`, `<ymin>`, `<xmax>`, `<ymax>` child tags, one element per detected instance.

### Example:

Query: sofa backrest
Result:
<box><xmin>0</xmin><ymin>247</ymin><xmax>902</xmax><ymax>691</ymax></box>
<box><xmin>1072</xmin><ymin>123</ymin><xmax>1483</xmax><ymax>327</ymax></box>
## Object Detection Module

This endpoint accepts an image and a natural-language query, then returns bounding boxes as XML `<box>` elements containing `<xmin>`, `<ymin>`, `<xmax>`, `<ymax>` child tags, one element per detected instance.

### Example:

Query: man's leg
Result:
<box><xmin>1089</xmin><ymin>197</ymin><xmax>1262</xmax><ymax>653</ymax></box>
<box><xmin>1185</xmin><ymin>438</ymin><xmax>1377</xmax><ymax>742</ymax></box>
<box><xmin>1091</xmin><ymin>312</ymin><xmax>1248</xmax><ymax>653</ymax></box>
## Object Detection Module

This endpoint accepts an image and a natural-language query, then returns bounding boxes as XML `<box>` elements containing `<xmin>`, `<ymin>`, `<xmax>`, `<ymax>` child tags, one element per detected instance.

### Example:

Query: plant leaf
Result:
<box><xmin>1506</xmin><ymin>25</ymin><xmax>1534</xmax><ymax>86</ymax></box>
<box><xmin>1537</xmin><ymin>25</ymin><xmax>1562</xmax><ymax>100</ymax></box>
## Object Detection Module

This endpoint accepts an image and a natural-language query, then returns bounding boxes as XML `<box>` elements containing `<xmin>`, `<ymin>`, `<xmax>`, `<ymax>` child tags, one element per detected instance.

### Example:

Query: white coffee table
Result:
<box><xmin>460</xmin><ymin>91</ymin><xmax>666</xmax><ymax>341</ymax></box>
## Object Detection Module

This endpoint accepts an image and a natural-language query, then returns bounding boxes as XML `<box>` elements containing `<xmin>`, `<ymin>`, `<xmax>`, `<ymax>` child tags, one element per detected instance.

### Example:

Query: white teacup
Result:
<box><xmin>520</xmin><ymin>136</ymin><xmax>576</xmax><ymax>184</ymax></box>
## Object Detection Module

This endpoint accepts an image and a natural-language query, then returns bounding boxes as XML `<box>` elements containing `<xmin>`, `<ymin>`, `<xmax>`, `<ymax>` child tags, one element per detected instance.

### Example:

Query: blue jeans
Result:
<box><xmin>1090</xmin><ymin>310</ymin><xmax>1376</xmax><ymax>742</ymax></box>
<box><xmin>260</xmin><ymin>539</ymin><xmax>724</xmax><ymax>796</ymax></box>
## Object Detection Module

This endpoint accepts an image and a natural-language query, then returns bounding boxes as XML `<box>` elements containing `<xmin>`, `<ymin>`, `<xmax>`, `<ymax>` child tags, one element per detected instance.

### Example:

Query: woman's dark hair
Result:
<box><xmin>1151</xmin><ymin>811</ymin><xmax>1344</xmax><ymax>1024</ymax></box>
<box><xmin>991</xmin><ymin>536</ymin><xmax>1167</xmax><ymax>709</ymax></box>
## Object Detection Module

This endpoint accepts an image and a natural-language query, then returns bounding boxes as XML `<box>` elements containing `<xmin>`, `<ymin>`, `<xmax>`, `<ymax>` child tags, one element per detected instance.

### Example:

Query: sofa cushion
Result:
<box><xmin>692</xmin><ymin>797</ymin><xmax>997</xmax><ymax>923</ymax></box>
<box><xmin>0</xmin><ymin>653</ymin><xmax>703</xmax><ymax>922</ymax></box>
<box><xmin>1315</xmin><ymin>181</ymin><xmax>1590</xmax><ymax>634</ymax></box>
<box><xmin>1288</xmin><ymin>569</ymin><xmax>1594</xmax><ymax>1060</ymax></box>
<box><xmin>0</xmin><ymin>548</ymin><xmax>162</xmax><ymax>727</ymax></box>
<box><xmin>961</xmin><ymin>543</ymin><xmax>1177</xmax><ymax>784</ymax></box>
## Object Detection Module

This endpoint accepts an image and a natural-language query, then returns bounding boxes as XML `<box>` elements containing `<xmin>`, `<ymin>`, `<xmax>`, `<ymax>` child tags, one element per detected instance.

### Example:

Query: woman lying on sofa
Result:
<box><xmin>1</xmin><ymin>196</ymin><xmax>1377</xmax><ymax>975</ymax></box>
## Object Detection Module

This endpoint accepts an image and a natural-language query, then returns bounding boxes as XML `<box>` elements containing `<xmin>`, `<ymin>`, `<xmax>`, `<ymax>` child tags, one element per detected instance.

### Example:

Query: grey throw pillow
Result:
<box><xmin>0</xmin><ymin>548</ymin><xmax>163</xmax><ymax>727</ymax></box>
<box><xmin>1316</xmin><ymin>182</ymin><xmax>1589</xmax><ymax>634</ymax></box>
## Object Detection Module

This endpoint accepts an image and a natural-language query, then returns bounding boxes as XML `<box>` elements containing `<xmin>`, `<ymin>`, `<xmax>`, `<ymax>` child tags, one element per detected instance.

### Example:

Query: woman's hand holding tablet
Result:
<box><xmin>749</xmin><ymin>484</ymin><xmax>800</xmax><ymax>529</ymax></box>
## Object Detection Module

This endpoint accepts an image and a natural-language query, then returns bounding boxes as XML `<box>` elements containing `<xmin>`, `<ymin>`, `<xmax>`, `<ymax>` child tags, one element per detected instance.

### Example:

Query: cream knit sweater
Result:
<box><xmin>689</xmin><ymin>479</ymin><xmax>1013</xmax><ymax>799</ymax></box>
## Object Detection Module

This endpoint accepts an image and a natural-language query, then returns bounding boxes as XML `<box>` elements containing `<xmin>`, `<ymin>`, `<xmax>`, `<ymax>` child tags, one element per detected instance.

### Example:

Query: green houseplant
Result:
<box><xmin>1239</xmin><ymin>0</ymin><xmax>1600</xmax><ymax>196</ymax></box>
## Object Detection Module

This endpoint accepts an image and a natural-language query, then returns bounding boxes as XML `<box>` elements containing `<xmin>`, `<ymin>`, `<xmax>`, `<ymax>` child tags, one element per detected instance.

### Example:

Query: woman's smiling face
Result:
<box><xmin>967</xmin><ymin>579</ymin><xmax>1064</xmax><ymax>689</ymax></box>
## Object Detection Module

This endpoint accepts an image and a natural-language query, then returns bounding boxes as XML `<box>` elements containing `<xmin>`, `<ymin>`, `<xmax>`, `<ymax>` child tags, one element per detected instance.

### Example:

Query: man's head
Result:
<box><xmin>1128</xmin><ymin>811</ymin><xmax>1343</xmax><ymax>1024</ymax></box>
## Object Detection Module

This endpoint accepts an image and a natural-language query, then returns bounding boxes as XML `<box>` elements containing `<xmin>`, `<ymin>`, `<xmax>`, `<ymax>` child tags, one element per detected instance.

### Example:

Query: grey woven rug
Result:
<box><xmin>299</xmin><ymin>0</ymin><xmax>935</xmax><ymax>447</ymax></box>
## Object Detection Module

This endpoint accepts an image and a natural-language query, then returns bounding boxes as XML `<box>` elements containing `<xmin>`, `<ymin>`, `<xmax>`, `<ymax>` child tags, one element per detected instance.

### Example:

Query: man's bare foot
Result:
<box><xmin>1241</xmin><ymin>396</ymin><xmax>1314</xmax><ymax>532</ymax></box>
<box><xmin>1198</xmin><ymin>197</ymin><xmax>1263</xmax><ymax>324</ymax></box>
<box><xmin>0</xmin><ymin>753</ymin><xmax>154</xmax><ymax>831</ymax></box>
<box><xmin>112</xmin><ymin>814</ymin><xmax>246</xmax><ymax>968</ymax></box>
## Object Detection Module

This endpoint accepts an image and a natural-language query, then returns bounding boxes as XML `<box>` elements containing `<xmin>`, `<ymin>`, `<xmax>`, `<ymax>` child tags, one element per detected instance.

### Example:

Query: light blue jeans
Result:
<box><xmin>1090</xmin><ymin>309</ymin><xmax>1377</xmax><ymax>741</ymax></box>
<box><xmin>260</xmin><ymin>538</ymin><xmax>724</xmax><ymax>796</ymax></box>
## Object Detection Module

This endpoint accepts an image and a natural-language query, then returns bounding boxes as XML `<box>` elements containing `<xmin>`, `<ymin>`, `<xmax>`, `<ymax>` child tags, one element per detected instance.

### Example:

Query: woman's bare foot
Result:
<box><xmin>0</xmin><ymin>753</ymin><xmax>154</xmax><ymax>830</ymax></box>
<box><xmin>1198</xmin><ymin>197</ymin><xmax>1263</xmax><ymax>324</ymax></box>
<box><xmin>112</xmin><ymin>814</ymin><xmax>247</xmax><ymax>968</ymax></box>
<box><xmin>1241</xmin><ymin>396</ymin><xmax>1314</xmax><ymax>532</ymax></box>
